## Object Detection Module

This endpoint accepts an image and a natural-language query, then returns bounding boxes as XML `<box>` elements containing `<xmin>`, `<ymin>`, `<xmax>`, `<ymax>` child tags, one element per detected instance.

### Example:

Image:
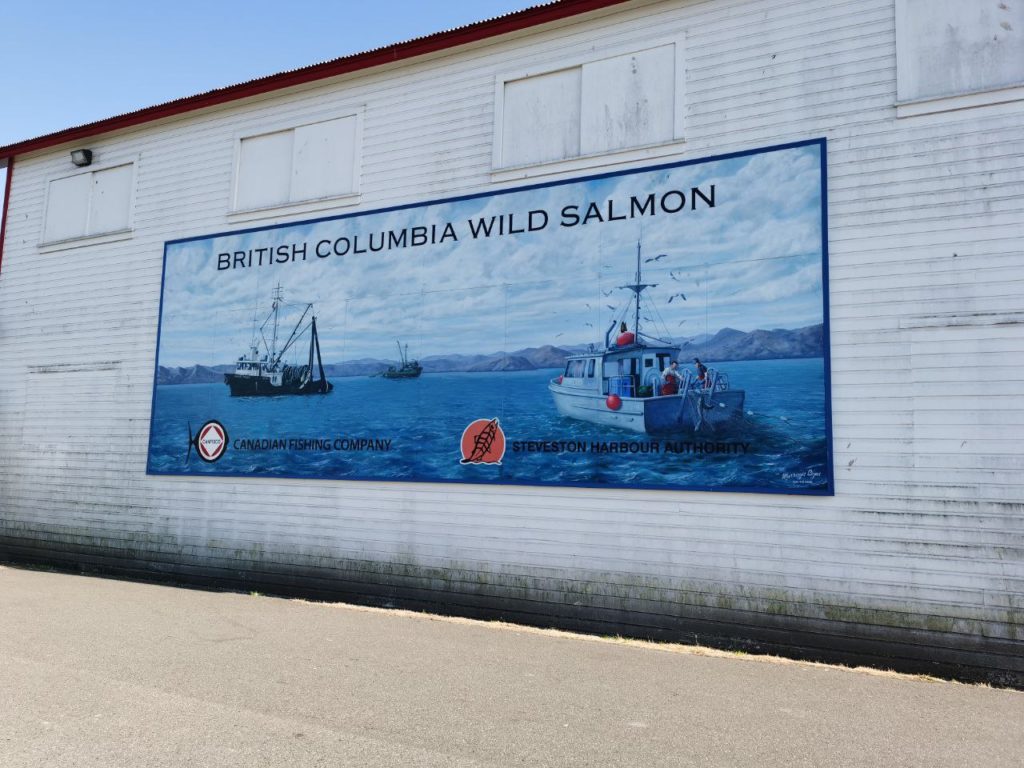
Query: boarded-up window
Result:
<box><xmin>896</xmin><ymin>0</ymin><xmax>1024</xmax><ymax>102</ymax></box>
<box><xmin>236</xmin><ymin>131</ymin><xmax>293</xmax><ymax>209</ymax></box>
<box><xmin>502</xmin><ymin>69</ymin><xmax>582</xmax><ymax>166</ymax></box>
<box><xmin>88</xmin><ymin>164</ymin><xmax>133</xmax><ymax>235</ymax></box>
<box><xmin>43</xmin><ymin>164</ymin><xmax>133</xmax><ymax>243</ymax></box>
<box><xmin>235</xmin><ymin>115</ymin><xmax>359</xmax><ymax>210</ymax></box>
<box><xmin>499</xmin><ymin>44</ymin><xmax>680</xmax><ymax>167</ymax></box>
<box><xmin>292</xmin><ymin>117</ymin><xmax>358</xmax><ymax>201</ymax></box>
<box><xmin>581</xmin><ymin>46</ymin><xmax>676</xmax><ymax>155</ymax></box>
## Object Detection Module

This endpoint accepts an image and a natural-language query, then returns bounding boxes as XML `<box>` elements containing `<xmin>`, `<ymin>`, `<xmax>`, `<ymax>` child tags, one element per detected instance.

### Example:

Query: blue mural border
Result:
<box><xmin>146</xmin><ymin>137</ymin><xmax>835</xmax><ymax>496</ymax></box>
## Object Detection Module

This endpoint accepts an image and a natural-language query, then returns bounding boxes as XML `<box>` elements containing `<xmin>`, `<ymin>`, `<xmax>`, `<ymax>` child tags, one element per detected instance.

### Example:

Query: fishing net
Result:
<box><xmin>281</xmin><ymin>365</ymin><xmax>311</xmax><ymax>387</ymax></box>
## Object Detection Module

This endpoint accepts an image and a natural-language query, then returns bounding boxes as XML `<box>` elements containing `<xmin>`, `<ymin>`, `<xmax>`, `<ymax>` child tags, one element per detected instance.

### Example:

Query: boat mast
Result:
<box><xmin>249</xmin><ymin>296</ymin><xmax>260</xmax><ymax>362</ymax></box>
<box><xmin>634</xmin><ymin>242</ymin><xmax>641</xmax><ymax>338</ymax></box>
<box><xmin>618</xmin><ymin>241</ymin><xmax>657</xmax><ymax>343</ymax></box>
<box><xmin>312</xmin><ymin>317</ymin><xmax>327</xmax><ymax>390</ymax></box>
<box><xmin>308</xmin><ymin>315</ymin><xmax>316</xmax><ymax>372</ymax></box>
<box><xmin>270</xmin><ymin>284</ymin><xmax>283</xmax><ymax>363</ymax></box>
<box><xmin>270</xmin><ymin>303</ymin><xmax>312</xmax><ymax>366</ymax></box>
<box><xmin>396</xmin><ymin>340</ymin><xmax>405</xmax><ymax>366</ymax></box>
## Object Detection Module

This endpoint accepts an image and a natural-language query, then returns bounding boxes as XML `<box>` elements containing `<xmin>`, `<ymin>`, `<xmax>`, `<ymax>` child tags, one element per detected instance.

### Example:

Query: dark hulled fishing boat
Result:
<box><xmin>224</xmin><ymin>286</ymin><xmax>333</xmax><ymax>397</ymax></box>
<box><xmin>380</xmin><ymin>341</ymin><xmax>423</xmax><ymax>379</ymax></box>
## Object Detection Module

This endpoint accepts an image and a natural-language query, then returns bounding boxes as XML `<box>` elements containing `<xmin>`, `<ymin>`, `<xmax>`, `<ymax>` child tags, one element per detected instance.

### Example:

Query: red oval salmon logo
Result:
<box><xmin>459</xmin><ymin>418</ymin><xmax>505</xmax><ymax>465</ymax></box>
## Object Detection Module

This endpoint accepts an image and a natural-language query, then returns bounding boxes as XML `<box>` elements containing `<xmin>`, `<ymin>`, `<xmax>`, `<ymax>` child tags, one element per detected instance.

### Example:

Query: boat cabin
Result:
<box><xmin>560</xmin><ymin>344</ymin><xmax>682</xmax><ymax>399</ymax></box>
<box><xmin>234</xmin><ymin>347</ymin><xmax>273</xmax><ymax>377</ymax></box>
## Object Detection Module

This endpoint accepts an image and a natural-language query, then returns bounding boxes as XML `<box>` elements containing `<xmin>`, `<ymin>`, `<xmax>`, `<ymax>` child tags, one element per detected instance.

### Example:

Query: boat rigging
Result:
<box><xmin>548</xmin><ymin>243</ymin><xmax>745</xmax><ymax>433</ymax></box>
<box><xmin>223</xmin><ymin>285</ymin><xmax>333</xmax><ymax>396</ymax></box>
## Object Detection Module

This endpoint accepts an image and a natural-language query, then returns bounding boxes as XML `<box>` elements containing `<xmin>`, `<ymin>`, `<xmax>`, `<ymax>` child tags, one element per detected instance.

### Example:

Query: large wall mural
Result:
<box><xmin>148</xmin><ymin>139</ymin><xmax>833</xmax><ymax>494</ymax></box>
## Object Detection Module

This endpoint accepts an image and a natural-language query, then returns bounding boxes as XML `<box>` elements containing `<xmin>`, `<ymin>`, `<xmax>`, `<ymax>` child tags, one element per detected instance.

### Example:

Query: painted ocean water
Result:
<box><xmin>147</xmin><ymin>357</ymin><xmax>830</xmax><ymax>493</ymax></box>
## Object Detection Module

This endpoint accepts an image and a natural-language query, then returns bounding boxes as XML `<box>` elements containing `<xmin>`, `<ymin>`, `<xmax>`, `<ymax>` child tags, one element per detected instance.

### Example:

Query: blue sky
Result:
<box><xmin>0</xmin><ymin>1</ymin><xmax>534</xmax><ymax>205</ymax></box>
<box><xmin>157</xmin><ymin>144</ymin><xmax>826</xmax><ymax>367</ymax></box>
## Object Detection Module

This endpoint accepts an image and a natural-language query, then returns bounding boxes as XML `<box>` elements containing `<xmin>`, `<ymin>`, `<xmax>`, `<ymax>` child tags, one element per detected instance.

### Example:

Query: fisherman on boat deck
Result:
<box><xmin>694</xmin><ymin>358</ymin><xmax>709</xmax><ymax>388</ymax></box>
<box><xmin>661</xmin><ymin>361</ymin><xmax>684</xmax><ymax>395</ymax></box>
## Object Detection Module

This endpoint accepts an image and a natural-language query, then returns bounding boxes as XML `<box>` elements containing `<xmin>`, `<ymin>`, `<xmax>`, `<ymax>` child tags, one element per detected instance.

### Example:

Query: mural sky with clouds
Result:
<box><xmin>157</xmin><ymin>142</ymin><xmax>824</xmax><ymax>369</ymax></box>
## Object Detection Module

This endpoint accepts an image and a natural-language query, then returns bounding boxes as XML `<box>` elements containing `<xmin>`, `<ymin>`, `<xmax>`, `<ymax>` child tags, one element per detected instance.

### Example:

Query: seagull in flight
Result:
<box><xmin>667</xmin><ymin>293</ymin><xmax>687</xmax><ymax>303</ymax></box>
<box><xmin>643</xmin><ymin>254</ymin><xmax>667</xmax><ymax>263</ymax></box>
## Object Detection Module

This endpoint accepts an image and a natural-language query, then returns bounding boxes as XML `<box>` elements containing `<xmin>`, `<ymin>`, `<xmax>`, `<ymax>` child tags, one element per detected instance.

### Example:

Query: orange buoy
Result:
<box><xmin>606</xmin><ymin>394</ymin><xmax>622</xmax><ymax>410</ymax></box>
<box><xmin>616</xmin><ymin>332</ymin><xmax>635</xmax><ymax>346</ymax></box>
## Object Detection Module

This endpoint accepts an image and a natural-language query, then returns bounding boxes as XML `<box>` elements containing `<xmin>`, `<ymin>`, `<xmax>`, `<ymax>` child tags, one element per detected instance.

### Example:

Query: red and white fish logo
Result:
<box><xmin>459</xmin><ymin>418</ymin><xmax>506</xmax><ymax>465</ymax></box>
<box><xmin>187</xmin><ymin>420</ymin><xmax>228</xmax><ymax>463</ymax></box>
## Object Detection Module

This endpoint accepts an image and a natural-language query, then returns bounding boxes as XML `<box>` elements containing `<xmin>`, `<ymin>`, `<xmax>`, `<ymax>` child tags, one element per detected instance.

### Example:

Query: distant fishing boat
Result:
<box><xmin>380</xmin><ymin>341</ymin><xmax>423</xmax><ymax>379</ymax></box>
<box><xmin>224</xmin><ymin>285</ymin><xmax>333</xmax><ymax>396</ymax></box>
<box><xmin>548</xmin><ymin>244</ymin><xmax>744</xmax><ymax>433</ymax></box>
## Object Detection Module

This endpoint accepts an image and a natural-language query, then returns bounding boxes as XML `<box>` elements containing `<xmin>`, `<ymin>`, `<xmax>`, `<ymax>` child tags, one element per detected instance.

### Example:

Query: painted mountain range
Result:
<box><xmin>157</xmin><ymin>324</ymin><xmax>824</xmax><ymax>384</ymax></box>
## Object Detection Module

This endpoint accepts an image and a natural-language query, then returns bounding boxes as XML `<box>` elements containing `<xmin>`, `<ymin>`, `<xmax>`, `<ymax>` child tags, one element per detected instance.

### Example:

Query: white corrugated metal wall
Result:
<box><xmin>0</xmin><ymin>0</ymin><xmax>1021</xmax><ymax>683</ymax></box>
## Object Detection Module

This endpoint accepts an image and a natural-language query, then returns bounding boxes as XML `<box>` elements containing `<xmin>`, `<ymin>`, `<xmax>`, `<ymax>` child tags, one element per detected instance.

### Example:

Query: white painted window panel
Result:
<box><xmin>291</xmin><ymin>116</ymin><xmax>357</xmax><ymax>201</ymax></box>
<box><xmin>897</xmin><ymin>0</ymin><xmax>1024</xmax><ymax>102</ymax></box>
<box><xmin>502</xmin><ymin>68</ymin><xmax>581</xmax><ymax>166</ymax></box>
<box><xmin>43</xmin><ymin>173</ymin><xmax>91</xmax><ymax>242</ymax></box>
<box><xmin>236</xmin><ymin>130</ymin><xmax>293</xmax><ymax>210</ymax></box>
<box><xmin>580</xmin><ymin>45</ymin><xmax>676</xmax><ymax>154</ymax></box>
<box><xmin>89</xmin><ymin>164</ymin><xmax>133</xmax><ymax>234</ymax></box>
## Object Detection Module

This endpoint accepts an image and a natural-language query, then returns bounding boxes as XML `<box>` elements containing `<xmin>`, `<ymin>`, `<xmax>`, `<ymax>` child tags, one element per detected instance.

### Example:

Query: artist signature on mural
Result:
<box><xmin>782</xmin><ymin>469</ymin><xmax>824</xmax><ymax>482</ymax></box>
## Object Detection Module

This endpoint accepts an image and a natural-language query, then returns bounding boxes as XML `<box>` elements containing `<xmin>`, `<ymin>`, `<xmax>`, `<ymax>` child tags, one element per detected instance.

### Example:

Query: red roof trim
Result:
<box><xmin>0</xmin><ymin>0</ymin><xmax>630</xmax><ymax>161</ymax></box>
<box><xmin>0</xmin><ymin>158</ymin><xmax>14</xmax><ymax>276</ymax></box>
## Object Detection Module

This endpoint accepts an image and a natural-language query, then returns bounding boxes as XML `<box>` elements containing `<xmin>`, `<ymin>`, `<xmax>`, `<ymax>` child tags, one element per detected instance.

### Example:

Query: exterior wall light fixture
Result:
<box><xmin>70</xmin><ymin>149</ymin><xmax>93</xmax><ymax>167</ymax></box>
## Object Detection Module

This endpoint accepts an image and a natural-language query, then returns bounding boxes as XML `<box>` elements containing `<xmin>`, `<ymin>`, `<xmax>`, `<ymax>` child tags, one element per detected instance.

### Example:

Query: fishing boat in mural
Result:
<box><xmin>224</xmin><ymin>285</ymin><xmax>333</xmax><ymax>396</ymax></box>
<box><xmin>548</xmin><ymin>244</ymin><xmax>744</xmax><ymax>433</ymax></box>
<box><xmin>380</xmin><ymin>341</ymin><xmax>423</xmax><ymax>379</ymax></box>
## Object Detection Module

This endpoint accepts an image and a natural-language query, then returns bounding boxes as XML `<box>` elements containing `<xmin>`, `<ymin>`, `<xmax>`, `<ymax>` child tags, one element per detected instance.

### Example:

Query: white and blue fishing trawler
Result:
<box><xmin>224</xmin><ymin>285</ymin><xmax>333</xmax><ymax>397</ymax></box>
<box><xmin>548</xmin><ymin>245</ymin><xmax>744</xmax><ymax>433</ymax></box>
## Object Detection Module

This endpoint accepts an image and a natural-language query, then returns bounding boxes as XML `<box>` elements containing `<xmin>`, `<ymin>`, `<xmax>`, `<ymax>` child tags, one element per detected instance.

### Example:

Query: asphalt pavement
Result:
<box><xmin>1</xmin><ymin>564</ymin><xmax>1021</xmax><ymax>767</ymax></box>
